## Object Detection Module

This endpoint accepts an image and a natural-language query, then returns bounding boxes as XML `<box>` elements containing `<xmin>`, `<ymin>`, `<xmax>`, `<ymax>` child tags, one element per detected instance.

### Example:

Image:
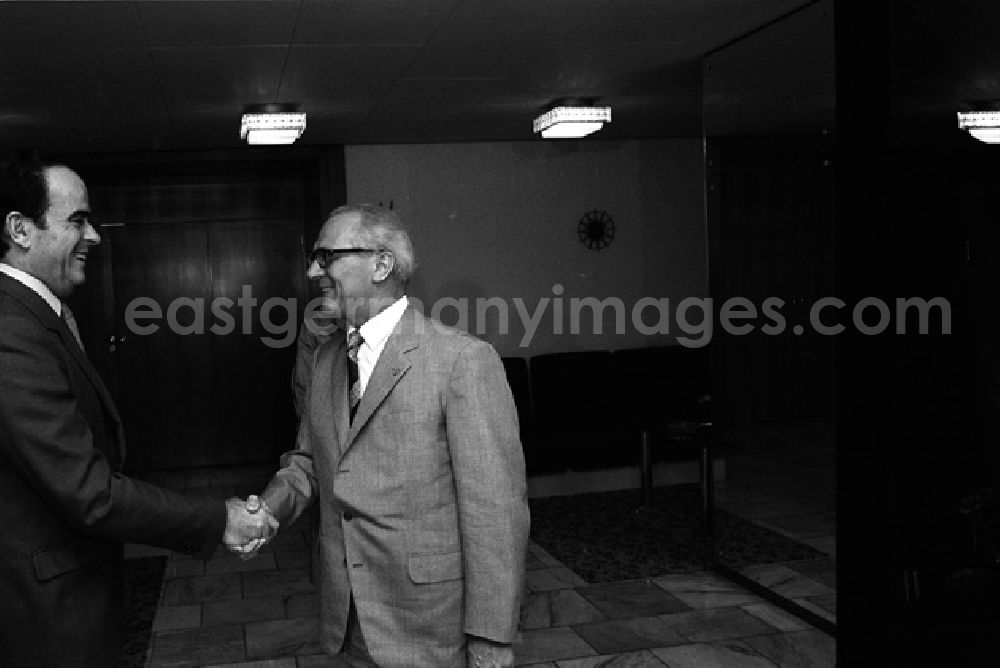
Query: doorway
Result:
<box><xmin>67</xmin><ymin>151</ymin><xmax>326</xmax><ymax>472</ymax></box>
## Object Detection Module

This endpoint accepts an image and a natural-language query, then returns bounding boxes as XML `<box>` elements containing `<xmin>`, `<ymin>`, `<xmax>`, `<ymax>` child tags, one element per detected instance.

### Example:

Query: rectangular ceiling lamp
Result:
<box><xmin>533</xmin><ymin>106</ymin><xmax>611</xmax><ymax>139</ymax></box>
<box><xmin>957</xmin><ymin>111</ymin><xmax>1000</xmax><ymax>144</ymax></box>
<box><xmin>240</xmin><ymin>112</ymin><xmax>307</xmax><ymax>145</ymax></box>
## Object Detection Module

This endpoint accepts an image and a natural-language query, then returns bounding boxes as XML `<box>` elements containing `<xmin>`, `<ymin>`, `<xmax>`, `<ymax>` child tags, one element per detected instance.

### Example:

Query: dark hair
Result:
<box><xmin>1</xmin><ymin>148</ymin><xmax>53</xmax><ymax>256</ymax></box>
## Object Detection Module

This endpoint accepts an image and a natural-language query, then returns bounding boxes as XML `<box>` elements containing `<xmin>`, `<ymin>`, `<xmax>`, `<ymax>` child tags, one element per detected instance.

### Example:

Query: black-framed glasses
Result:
<box><xmin>309</xmin><ymin>247</ymin><xmax>377</xmax><ymax>269</ymax></box>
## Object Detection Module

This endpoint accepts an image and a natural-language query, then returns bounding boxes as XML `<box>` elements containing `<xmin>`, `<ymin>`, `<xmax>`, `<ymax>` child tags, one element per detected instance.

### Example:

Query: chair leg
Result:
<box><xmin>640</xmin><ymin>430</ymin><xmax>653</xmax><ymax>509</ymax></box>
<box><xmin>700</xmin><ymin>431</ymin><xmax>714</xmax><ymax>535</ymax></box>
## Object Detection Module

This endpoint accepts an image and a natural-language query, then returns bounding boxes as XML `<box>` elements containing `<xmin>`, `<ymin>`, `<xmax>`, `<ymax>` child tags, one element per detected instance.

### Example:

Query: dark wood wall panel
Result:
<box><xmin>109</xmin><ymin>224</ymin><xmax>218</xmax><ymax>470</ymax></box>
<box><xmin>209</xmin><ymin>219</ymin><xmax>303</xmax><ymax>466</ymax></box>
<box><xmin>64</xmin><ymin>146</ymin><xmax>346</xmax><ymax>471</ymax></box>
<box><xmin>707</xmin><ymin>135</ymin><xmax>836</xmax><ymax>426</ymax></box>
<box><xmin>90</xmin><ymin>178</ymin><xmax>306</xmax><ymax>226</ymax></box>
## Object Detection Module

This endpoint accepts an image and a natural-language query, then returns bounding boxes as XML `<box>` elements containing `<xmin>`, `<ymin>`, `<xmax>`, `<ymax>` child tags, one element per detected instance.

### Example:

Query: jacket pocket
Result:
<box><xmin>32</xmin><ymin>541</ymin><xmax>116</xmax><ymax>582</ymax></box>
<box><xmin>407</xmin><ymin>551</ymin><xmax>462</xmax><ymax>583</ymax></box>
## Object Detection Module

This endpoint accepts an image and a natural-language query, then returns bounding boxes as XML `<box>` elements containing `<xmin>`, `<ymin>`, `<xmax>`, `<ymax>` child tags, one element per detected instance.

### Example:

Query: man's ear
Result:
<box><xmin>372</xmin><ymin>249</ymin><xmax>395</xmax><ymax>283</ymax></box>
<box><xmin>3</xmin><ymin>212</ymin><xmax>34</xmax><ymax>250</ymax></box>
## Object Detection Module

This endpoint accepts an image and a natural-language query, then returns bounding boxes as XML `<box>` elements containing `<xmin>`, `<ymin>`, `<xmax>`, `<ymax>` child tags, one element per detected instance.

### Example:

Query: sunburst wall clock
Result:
<box><xmin>578</xmin><ymin>209</ymin><xmax>615</xmax><ymax>251</ymax></box>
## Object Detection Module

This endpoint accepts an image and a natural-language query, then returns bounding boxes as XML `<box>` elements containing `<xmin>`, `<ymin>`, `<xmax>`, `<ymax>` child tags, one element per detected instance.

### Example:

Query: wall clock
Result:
<box><xmin>578</xmin><ymin>209</ymin><xmax>615</xmax><ymax>251</ymax></box>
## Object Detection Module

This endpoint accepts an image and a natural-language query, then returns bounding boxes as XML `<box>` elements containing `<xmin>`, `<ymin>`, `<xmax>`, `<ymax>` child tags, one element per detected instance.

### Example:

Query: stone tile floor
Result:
<box><xmin>130</xmin><ymin>462</ymin><xmax>835</xmax><ymax>667</ymax></box>
<box><xmin>713</xmin><ymin>420</ymin><xmax>837</xmax><ymax>628</ymax></box>
<box><xmin>133</xmin><ymin>537</ymin><xmax>834</xmax><ymax>667</ymax></box>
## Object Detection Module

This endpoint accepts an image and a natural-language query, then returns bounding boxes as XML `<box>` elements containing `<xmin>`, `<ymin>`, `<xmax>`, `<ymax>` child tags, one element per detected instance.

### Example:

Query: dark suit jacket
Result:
<box><xmin>0</xmin><ymin>274</ymin><xmax>226</xmax><ymax>666</ymax></box>
<box><xmin>263</xmin><ymin>305</ymin><xmax>530</xmax><ymax>666</ymax></box>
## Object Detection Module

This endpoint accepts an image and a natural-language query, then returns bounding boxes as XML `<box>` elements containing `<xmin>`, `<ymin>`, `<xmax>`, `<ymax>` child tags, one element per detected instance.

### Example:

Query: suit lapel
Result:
<box><xmin>62</xmin><ymin>320</ymin><xmax>124</xmax><ymax>432</ymax></box>
<box><xmin>0</xmin><ymin>276</ymin><xmax>126</xmax><ymax>462</ymax></box>
<box><xmin>61</xmin><ymin>317</ymin><xmax>127</xmax><ymax>462</ymax></box>
<box><xmin>342</xmin><ymin>306</ymin><xmax>421</xmax><ymax>454</ymax></box>
<box><xmin>311</xmin><ymin>330</ymin><xmax>351</xmax><ymax>455</ymax></box>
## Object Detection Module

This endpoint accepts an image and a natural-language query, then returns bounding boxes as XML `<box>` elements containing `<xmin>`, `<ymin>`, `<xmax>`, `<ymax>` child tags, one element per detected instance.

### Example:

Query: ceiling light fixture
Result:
<box><xmin>957</xmin><ymin>110</ymin><xmax>1000</xmax><ymax>144</ymax></box>
<box><xmin>533</xmin><ymin>105</ymin><xmax>611</xmax><ymax>139</ymax></box>
<box><xmin>240</xmin><ymin>105</ymin><xmax>307</xmax><ymax>145</ymax></box>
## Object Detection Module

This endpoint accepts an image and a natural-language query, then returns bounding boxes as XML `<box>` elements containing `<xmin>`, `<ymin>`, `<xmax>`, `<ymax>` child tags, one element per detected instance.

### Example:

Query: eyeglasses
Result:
<box><xmin>309</xmin><ymin>247</ymin><xmax>377</xmax><ymax>269</ymax></box>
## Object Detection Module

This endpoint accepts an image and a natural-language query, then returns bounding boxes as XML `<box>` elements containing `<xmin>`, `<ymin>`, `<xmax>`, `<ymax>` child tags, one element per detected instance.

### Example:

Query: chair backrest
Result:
<box><xmin>528</xmin><ymin>350</ymin><xmax>617</xmax><ymax>432</ymax></box>
<box><xmin>611</xmin><ymin>345</ymin><xmax>711</xmax><ymax>425</ymax></box>
<box><xmin>500</xmin><ymin>356</ymin><xmax>532</xmax><ymax>436</ymax></box>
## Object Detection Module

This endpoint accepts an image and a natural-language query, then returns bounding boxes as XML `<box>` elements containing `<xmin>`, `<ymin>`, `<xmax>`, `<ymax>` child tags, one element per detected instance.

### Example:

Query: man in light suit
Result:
<box><xmin>292</xmin><ymin>309</ymin><xmax>338</xmax><ymax>419</ymax></box>
<box><xmin>255</xmin><ymin>204</ymin><xmax>529</xmax><ymax>666</ymax></box>
<box><xmin>0</xmin><ymin>149</ymin><xmax>275</xmax><ymax>666</ymax></box>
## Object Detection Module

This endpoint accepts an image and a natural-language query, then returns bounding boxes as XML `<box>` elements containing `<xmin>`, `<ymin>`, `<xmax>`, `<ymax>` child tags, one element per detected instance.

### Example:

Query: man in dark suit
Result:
<box><xmin>254</xmin><ymin>204</ymin><xmax>529</xmax><ymax>666</ymax></box>
<box><xmin>0</xmin><ymin>149</ymin><xmax>276</xmax><ymax>666</ymax></box>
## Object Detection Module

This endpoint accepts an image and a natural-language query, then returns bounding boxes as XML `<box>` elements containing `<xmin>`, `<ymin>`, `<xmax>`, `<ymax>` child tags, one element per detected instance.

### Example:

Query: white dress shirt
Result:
<box><xmin>0</xmin><ymin>262</ymin><xmax>62</xmax><ymax>316</ymax></box>
<box><xmin>350</xmin><ymin>295</ymin><xmax>408</xmax><ymax>396</ymax></box>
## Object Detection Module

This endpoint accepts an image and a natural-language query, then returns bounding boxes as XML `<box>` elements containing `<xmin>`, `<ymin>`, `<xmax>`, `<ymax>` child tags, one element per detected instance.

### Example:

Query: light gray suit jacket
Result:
<box><xmin>263</xmin><ymin>305</ymin><xmax>529</xmax><ymax>666</ymax></box>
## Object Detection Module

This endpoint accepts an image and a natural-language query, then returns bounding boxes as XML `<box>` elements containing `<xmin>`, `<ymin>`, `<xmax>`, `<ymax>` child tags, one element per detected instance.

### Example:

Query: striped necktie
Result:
<box><xmin>347</xmin><ymin>329</ymin><xmax>363</xmax><ymax>424</ymax></box>
<box><xmin>61</xmin><ymin>302</ymin><xmax>85</xmax><ymax>354</ymax></box>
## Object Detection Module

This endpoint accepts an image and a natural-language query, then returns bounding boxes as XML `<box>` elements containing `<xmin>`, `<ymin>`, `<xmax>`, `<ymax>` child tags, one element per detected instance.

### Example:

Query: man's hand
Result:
<box><xmin>223</xmin><ymin>496</ymin><xmax>278</xmax><ymax>558</ymax></box>
<box><xmin>467</xmin><ymin>637</ymin><xmax>514</xmax><ymax>667</ymax></box>
<box><xmin>235</xmin><ymin>495</ymin><xmax>280</xmax><ymax>560</ymax></box>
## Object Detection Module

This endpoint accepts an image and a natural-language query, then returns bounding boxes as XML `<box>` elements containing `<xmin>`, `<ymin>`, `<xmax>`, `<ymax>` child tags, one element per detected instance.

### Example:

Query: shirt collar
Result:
<box><xmin>0</xmin><ymin>262</ymin><xmax>62</xmax><ymax>315</ymax></box>
<box><xmin>354</xmin><ymin>295</ymin><xmax>408</xmax><ymax>350</ymax></box>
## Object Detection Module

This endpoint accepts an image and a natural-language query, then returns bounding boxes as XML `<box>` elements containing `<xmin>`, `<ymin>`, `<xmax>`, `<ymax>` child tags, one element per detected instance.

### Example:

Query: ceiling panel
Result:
<box><xmin>349</xmin><ymin>106</ymin><xmax>527</xmax><ymax>143</ymax></box>
<box><xmin>0</xmin><ymin>83</ymin><xmax>164</xmax><ymax>117</ymax></box>
<box><xmin>0</xmin><ymin>47</ymin><xmax>157</xmax><ymax>89</ymax></box>
<box><xmin>293</xmin><ymin>0</ymin><xmax>460</xmax><ymax>45</ymax></box>
<box><xmin>599</xmin><ymin>97</ymin><xmax>702</xmax><ymax>138</ymax></box>
<box><xmin>371</xmin><ymin>78</ymin><xmax>499</xmax><ymax>113</ymax></box>
<box><xmin>282</xmin><ymin>45</ymin><xmax>423</xmax><ymax>89</ymax></box>
<box><xmin>892</xmin><ymin>2</ymin><xmax>1000</xmax><ymax>106</ymax></box>
<box><xmin>354</xmin><ymin>78</ymin><xmax>508</xmax><ymax>140</ymax></box>
<box><xmin>137</xmin><ymin>1</ymin><xmax>300</xmax><ymax>47</ymax></box>
<box><xmin>402</xmin><ymin>41</ymin><xmax>549</xmax><ymax>80</ymax></box>
<box><xmin>0</xmin><ymin>88</ymin><xmax>91</xmax><ymax>123</ymax></box>
<box><xmin>0</xmin><ymin>86</ymin><xmax>169</xmax><ymax>154</ymax></box>
<box><xmin>0</xmin><ymin>0</ymin><xmax>842</xmax><ymax>152</ymax></box>
<box><xmin>511</xmin><ymin>42</ymin><xmax>689</xmax><ymax>99</ymax></box>
<box><xmin>430</xmin><ymin>0</ymin><xmax>614</xmax><ymax>43</ymax></box>
<box><xmin>569</xmin><ymin>0</ymin><xmax>808</xmax><ymax>48</ymax></box>
<box><xmin>97</xmin><ymin>86</ymin><xmax>168</xmax><ymax>114</ymax></box>
<box><xmin>0</xmin><ymin>2</ymin><xmax>145</xmax><ymax>49</ymax></box>
<box><xmin>889</xmin><ymin>0</ymin><xmax>1000</xmax><ymax>144</ymax></box>
<box><xmin>294</xmin><ymin>109</ymin><xmax>370</xmax><ymax>145</ymax></box>
<box><xmin>704</xmin><ymin>0</ymin><xmax>834</xmax><ymax>136</ymax></box>
<box><xmin>150</xmin><ymin>47</ymin><xmax>288</xmax><ymax>106</ymax></box>
<box><xmin>281</xmin><ymin>76</ymin><xmax>395</xmax><ymax>112</ymax></box>
<box><xmin>156</xmin><ymin>112</ymin><xmax>243</xmax><ymax>152</ymax></box>
<box><xmin>66</xmin><ymin>116</ymin><xmax>170</xmax><ymax>155</ymax></box>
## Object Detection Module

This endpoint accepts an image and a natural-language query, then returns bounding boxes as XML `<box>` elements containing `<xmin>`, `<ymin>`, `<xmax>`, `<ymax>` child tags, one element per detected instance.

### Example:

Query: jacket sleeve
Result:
<box><xmin>291</xmin><ymin>324</ymin><xmax>330</xmax><ymax>419</ymax></box>
<box><xmin>445</xmin><ymin>339</ymin><xmax>530</xmax><ymax>644</ymax></box>
<box><xmin>0</xmin><ymin>308</ymin><xmax>226</xmax><ymax>551</ymax></box>
<box><xmin>263</xmin><ymin>340</ymin><xmax>320</xmax><ymax>527</ymax></box>
<box><xmin>261</xmin><ymin>417</ymin><xmax>318</xmax><ymax>527</ymax></box>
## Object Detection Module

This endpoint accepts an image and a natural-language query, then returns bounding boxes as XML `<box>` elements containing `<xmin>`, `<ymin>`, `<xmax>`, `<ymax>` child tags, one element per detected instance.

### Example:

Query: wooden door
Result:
<box><xmin>207</xmin><ymin>219</ymin><xmax>302</xmax><ymax>467</ymax></box>
<box><xmin>109</xmin><ymin>224</ymin><xmax>218</xmax><ymax>470</ymax></box>
<box><xmin>63</xmin><ymin>148</ymin><xmax>340</xmax><ymax>472</ymax></box>
<box><xmin>97</xmin><ymin>220</ymin><xmax>304</xmax><ymax>471</ymax></box>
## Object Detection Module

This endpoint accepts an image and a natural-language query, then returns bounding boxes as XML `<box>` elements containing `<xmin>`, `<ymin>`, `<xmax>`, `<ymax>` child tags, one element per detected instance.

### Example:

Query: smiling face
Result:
<box><xmin>26</xmin><ymin>166</ymin><xmax>99</xmax><ymax>298</ymax></box>
<box><xmin>307</xmin><ymin>211</ymin><xmax>376</xmax><ymax>327</ymax></box>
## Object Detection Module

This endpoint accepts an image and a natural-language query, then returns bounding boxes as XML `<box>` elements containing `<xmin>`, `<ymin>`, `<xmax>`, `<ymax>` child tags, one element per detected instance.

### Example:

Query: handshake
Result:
<box><xmin>223</xmin><ymin>495</ymin><xmax>279</xmax><ymax>559</ymax></box>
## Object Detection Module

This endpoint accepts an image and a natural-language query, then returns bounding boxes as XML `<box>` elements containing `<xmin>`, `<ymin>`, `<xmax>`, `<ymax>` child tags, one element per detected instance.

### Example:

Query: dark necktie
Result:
<box><xmin>347</xmin><ymin>329</ymin><xmax>363</xmax><ymax>424</ymax></box>
<box><xmin>61</xmin><ymin>303</ymin><xmax>85</xmax><ymax>354</ymax></box>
